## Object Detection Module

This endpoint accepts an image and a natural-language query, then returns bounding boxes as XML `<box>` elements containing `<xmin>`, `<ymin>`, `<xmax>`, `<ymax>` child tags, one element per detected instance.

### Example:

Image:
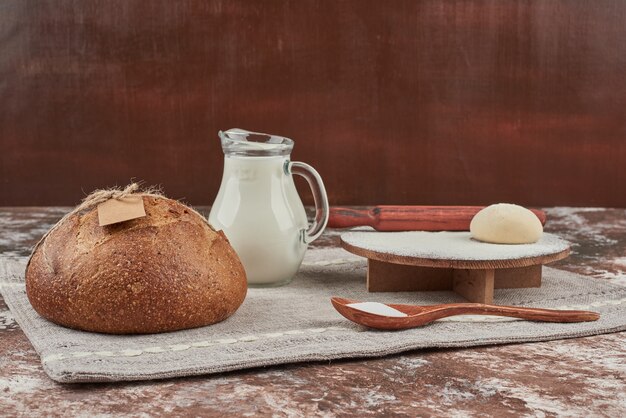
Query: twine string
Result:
<box><xmin>27</xmin><ymin>183</ymin><xmax>211</xmax><ymax>269</ymax></box>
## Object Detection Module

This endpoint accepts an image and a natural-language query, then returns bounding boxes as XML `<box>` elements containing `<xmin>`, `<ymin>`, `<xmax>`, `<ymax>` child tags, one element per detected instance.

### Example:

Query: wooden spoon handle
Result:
<box><xmin>328</xmin><ymin>206</ymin><xmax>547</xmax><ymax>231</ymax></box>
<box><xmin>422</xmin><ymin>303</ymin><xmax>599</xmax><ymax>323</ymax></box>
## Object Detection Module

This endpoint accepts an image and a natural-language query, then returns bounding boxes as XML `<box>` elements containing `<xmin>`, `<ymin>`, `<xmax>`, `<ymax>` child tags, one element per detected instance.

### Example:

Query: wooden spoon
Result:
<box><xmin>331</xmin><ymin>297</ymin><xmax>600</xmax><ymax>330</ymax></box>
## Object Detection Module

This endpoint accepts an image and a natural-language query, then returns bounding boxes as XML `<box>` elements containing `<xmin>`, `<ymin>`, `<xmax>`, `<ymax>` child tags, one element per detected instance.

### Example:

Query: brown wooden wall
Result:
<box><xmin>1</xmin><ymin>0</ymin><xmax>625</xmax><ymax>207</ymax></box>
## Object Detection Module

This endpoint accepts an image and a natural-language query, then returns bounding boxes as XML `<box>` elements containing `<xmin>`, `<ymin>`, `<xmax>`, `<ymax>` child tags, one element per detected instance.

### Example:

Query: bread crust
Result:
<box><xmin>25</xmin><ymin>196</ymin><xmax>247</xmax><ymax>334</ymax></box>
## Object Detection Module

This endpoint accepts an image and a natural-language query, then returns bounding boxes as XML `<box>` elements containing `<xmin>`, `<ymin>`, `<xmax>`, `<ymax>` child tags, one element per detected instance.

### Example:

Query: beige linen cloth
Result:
<box><xmin>1</xmin><ymin>248</ymin><xmax>625</xmax><ymax>383</ymax></box>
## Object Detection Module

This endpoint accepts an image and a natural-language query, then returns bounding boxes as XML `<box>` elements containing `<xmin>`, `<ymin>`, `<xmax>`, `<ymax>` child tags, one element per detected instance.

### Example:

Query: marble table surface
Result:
<box><xmin>1</xmin><ymin>207</ymin><xmax>624</xmax><ymax>417</ymax></box>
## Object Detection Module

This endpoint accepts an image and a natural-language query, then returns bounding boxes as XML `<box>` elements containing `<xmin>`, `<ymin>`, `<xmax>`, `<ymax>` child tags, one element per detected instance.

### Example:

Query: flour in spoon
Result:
<box><xmin>347</xmin><ymin>302</ymin><xmax>408</xmax><ymax>317</ymax></box>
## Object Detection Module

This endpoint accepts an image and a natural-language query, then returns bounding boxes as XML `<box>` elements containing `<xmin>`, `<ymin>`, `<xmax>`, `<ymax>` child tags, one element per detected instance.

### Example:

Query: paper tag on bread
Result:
<box><xmin>97</xmin><ymin>196</ymin><xmax>146</xmax><ymax>226</ymax></box>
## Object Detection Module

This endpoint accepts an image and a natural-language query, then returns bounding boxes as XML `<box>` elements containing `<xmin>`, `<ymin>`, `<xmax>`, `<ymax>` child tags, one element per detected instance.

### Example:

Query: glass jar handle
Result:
<box><xmin>285</xmin><ymin>161</ymin><xmax>329</xmax><ymax>244</ymax></box>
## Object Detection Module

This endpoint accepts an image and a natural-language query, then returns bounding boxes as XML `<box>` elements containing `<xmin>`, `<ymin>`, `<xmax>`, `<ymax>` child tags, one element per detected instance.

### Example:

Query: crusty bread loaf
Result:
<box><xmin>25</xmin><ymin>195</ymin><xmax>247</xmax><ymax>334</ymax></box>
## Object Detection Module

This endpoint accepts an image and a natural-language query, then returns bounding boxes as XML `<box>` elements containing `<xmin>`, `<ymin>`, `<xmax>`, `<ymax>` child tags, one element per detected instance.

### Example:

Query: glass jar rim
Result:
<box><xmin>219</xmin><ymin>128</ymin><xmax>294</xmax><ymax>156</ymax></box>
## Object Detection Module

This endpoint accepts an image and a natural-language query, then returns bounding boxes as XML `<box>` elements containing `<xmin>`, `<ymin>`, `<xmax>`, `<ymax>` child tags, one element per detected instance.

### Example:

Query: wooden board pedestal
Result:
<box><xmin>367</xmin><ymin>260</ymin><xmax>543</xmax><ymax>304</ymax></box>
<box><xmin>341</xmin><ymin>231</ymin><xmax>571</xmax><ymax>304</ymax></box>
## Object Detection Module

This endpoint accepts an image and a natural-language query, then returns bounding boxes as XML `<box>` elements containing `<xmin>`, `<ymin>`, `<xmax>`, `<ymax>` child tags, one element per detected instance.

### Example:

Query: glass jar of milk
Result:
<box><xmin>209</xmin><ymin>129</ymin><xmax>329</xmax><ymax>287</ymax></box>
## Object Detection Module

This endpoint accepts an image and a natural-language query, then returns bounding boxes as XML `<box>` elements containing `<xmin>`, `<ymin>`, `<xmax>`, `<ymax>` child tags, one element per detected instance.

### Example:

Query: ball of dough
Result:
<box><xmin>470</xmin><ymin>203</ymin><xmax>543</xmax><ymax>244</ymax></box>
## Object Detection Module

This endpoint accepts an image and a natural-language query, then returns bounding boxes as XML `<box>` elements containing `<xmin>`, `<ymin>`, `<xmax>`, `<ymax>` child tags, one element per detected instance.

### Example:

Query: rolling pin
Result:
<box><xmin>328</xmin><ymin>206</ymin><xmax>547</xmax><ymax>231</ymax></box>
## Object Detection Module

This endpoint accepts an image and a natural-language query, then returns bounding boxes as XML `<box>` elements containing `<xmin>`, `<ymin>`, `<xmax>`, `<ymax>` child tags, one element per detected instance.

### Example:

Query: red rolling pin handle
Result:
<box><xmin>326</xmin><ymin>207</ymin><xmax>377</xmax><ymax>228</ymax></box>
<box><xmin>328</xmin><ymin>206</ymin><xmax>547</xmax><ymax>231</ymax></box>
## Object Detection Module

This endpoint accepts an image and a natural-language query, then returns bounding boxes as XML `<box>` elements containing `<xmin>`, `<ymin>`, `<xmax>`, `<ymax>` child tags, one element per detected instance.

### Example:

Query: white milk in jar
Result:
<box><xmin>209</xmin><ymin>129</ymin><xmax>329</xmax><ymax>287</ymax></box>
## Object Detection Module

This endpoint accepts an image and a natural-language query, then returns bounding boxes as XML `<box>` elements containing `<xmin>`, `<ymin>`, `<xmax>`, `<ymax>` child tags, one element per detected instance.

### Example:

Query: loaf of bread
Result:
<box><xmin>26</xmin><ymin>195</ymin><xmax>247</xmax><ymax>334</ymax></box>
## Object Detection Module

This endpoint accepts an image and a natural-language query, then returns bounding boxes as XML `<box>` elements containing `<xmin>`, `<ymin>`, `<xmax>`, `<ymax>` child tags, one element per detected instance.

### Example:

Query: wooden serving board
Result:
<box><xmin>340</xmin><ymin>231</ymin><xmax>570</xmax><ymax>304</ymax></box>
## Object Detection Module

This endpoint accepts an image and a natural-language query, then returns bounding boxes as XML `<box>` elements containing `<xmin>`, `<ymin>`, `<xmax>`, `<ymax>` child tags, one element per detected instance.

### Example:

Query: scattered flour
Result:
<box><xmin>342</xmin><ymin>231</ymin><xmax>569</xmax><ymax>261</ymax></box>
<box><xmin>0</xmin><ymin>310</ymin><xmax>15</xmax><ymax>326</ymax></box>
<box><xmin>0</xmin><ymin>375</ymin><xmax>47</xmax><ymax>395</ymax></box>
<box><xmin>613</xmin><ymin>257</ymin><xmax>626</xmax><ymax>268</ymax></box>
<box><xmin>546</xmin><ymin>207</ymin><xmax>619</xmax><ymax>246</ymax></box>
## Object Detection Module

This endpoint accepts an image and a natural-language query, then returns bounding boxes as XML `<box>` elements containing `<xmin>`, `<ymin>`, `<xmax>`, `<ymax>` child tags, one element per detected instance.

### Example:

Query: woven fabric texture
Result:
<box><xmin>1</xmin><ymin>248</ymin><xmax>625</xmax><ymax>383</ymax></box>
